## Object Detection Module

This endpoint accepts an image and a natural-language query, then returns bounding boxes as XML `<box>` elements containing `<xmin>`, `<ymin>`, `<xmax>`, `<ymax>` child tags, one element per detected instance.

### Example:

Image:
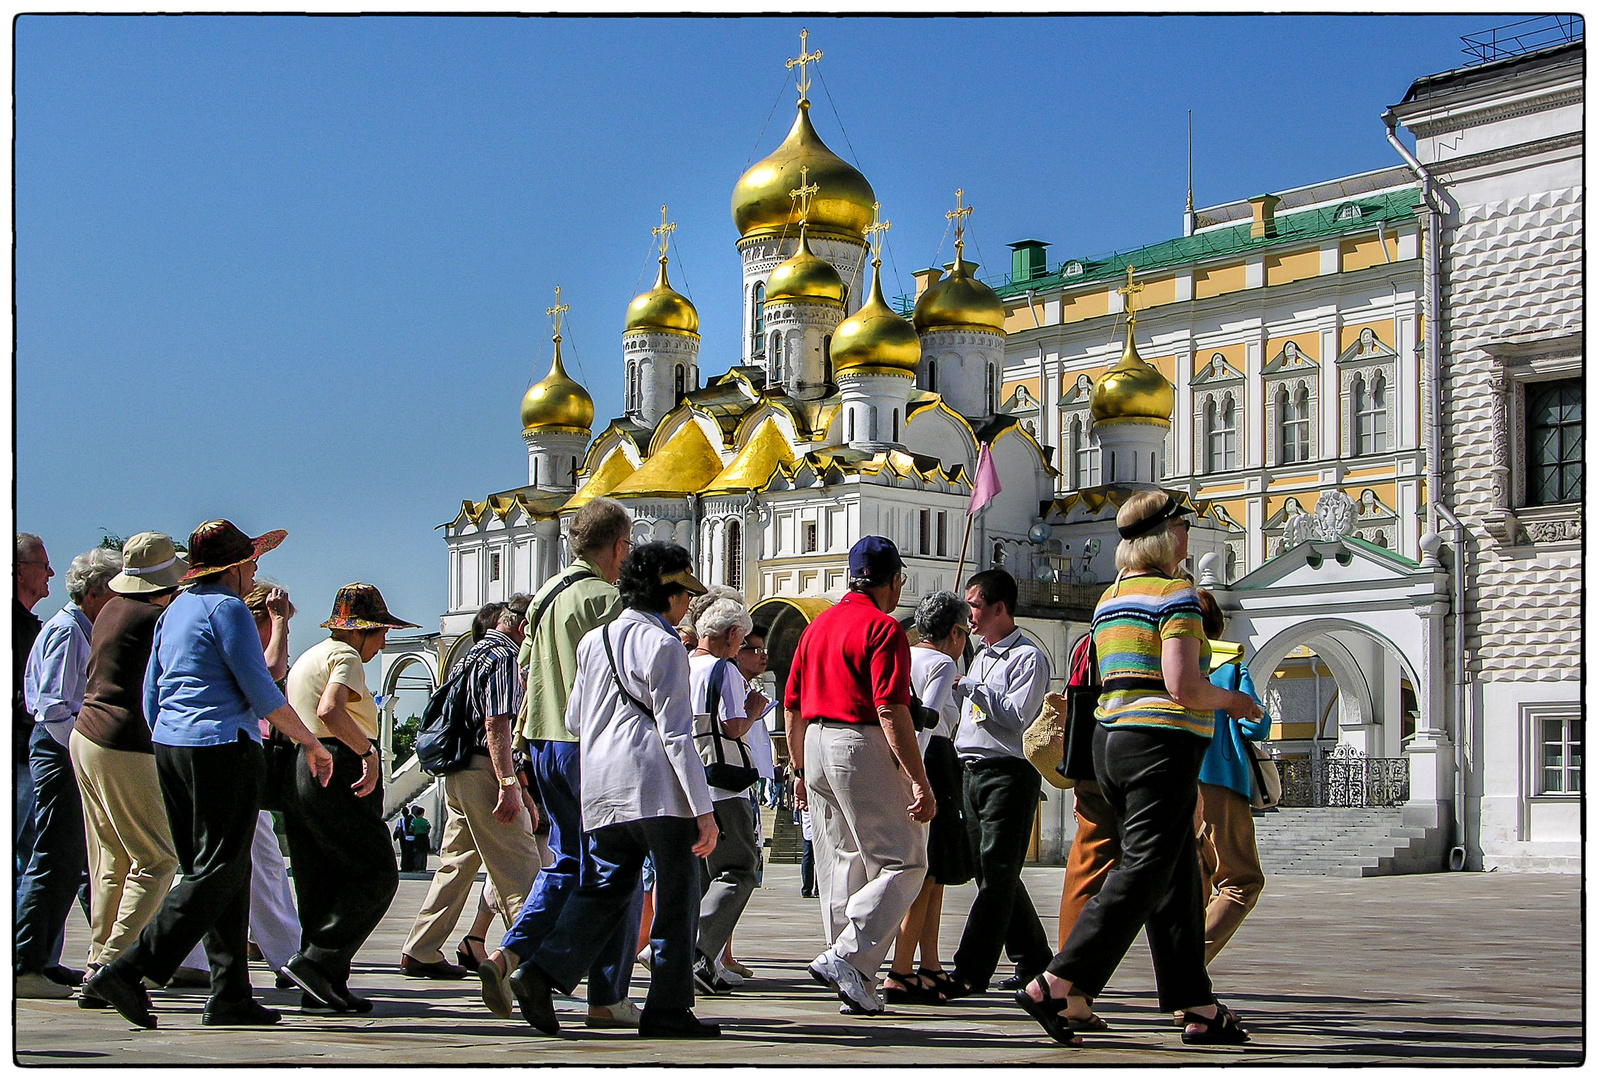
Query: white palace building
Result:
<box><xmin>381</xmin><ymin>30</ymin><xmax>1581</xmax><ymax>875</ymax></box>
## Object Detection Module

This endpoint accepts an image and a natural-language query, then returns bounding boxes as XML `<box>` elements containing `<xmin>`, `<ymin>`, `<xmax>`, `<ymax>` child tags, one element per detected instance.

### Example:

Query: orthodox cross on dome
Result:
<box><xmin>787</xmin><ymin>28</ymin><xmax>822</xmax><ymax>105</ymax></box>
<box><xmin>1117</xmin><ymin>264</ymin><xmax>1144</xmax><ymax>336</ymax></box>
<box><xmin>947</xmin><ymin>188</ymin><xmax>973</xmax><ymax>261</ymax></box>
<box><xmin>652</xmin><ymin>204</ymin><xmax>676</xmax><ymax>261</ymax></box>
<box><xmin>547</xmin><ymin>286</ymin><xmax>570</xmax><ymax>342</ymax></box>
<box><xmin>789</xmin><ymin>164</ymin><xmax>819</xmax><ymax>225</ymax></box>
<box><xmin>863</xmin><ymin>201</ymin><xmax>891</xmax><ymax>263</ymax></box>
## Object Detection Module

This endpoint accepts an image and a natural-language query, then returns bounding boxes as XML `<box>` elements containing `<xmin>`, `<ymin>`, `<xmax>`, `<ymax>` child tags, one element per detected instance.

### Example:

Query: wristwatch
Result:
<box><xmin>498</xmin><ymin>774</ymin><xmax>518</xmax><ymax>789</ymax></box>
<box><xmin>358</xmin><ymin>745</ymin><xmax>375</xmax><ymax>759</ymax></box>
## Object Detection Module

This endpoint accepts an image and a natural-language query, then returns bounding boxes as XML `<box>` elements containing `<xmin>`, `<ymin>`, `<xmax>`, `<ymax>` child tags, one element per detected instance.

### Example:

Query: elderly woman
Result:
<box><xmin>884</xmin><ymin>591</ymin><xmax>973</xmax><ymax>1004</ymax></box>
<box><xmin>488</xmin><ymin>542</ymin><xmax>721</xmax><ymax>1039</ymax></box>
<box><xmin>686</xmin><ymin>596</ymin><xmax>763</xmax><ymax>997</ymax></box>
<box><xmin>1014</xmin><ymin>491</ymin><xmax>1261</xmax><ymax>1048</ymax></box>
<box><xmin>86</xmin><ymin>520</ymin><xmax>333</xmax><ymax>1029</ymax></box>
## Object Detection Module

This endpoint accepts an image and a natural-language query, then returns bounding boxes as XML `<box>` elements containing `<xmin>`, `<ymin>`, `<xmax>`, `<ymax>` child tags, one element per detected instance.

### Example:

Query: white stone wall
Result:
<box><xmin>918</xmin><ymin>327</ymin><xmax>1003</xmax><ymax>418</ymax></box>
<box><xmin>623</xmin><ymin>328</ymin><xmax>700</xmax><ymax>427</ymax></box>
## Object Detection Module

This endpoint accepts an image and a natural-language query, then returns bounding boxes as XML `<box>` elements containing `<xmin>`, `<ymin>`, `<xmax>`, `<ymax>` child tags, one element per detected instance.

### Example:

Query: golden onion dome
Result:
<box><xmin>521</xmin><ymin>337</ymin><xmax>595</xmax><ymax>434</ymax></box>
<box><xmin>831</xmin><ymin>259</ymin><xmax>921</xmax><ymax>376</ymax></box>
<box><xmin>912</xmin><ymin>255</ymin><xmax>1005</xmax><ymax>334</ymax></box>
<box><xmin>1089</xmin><ymin>330</ymin><xmax>1175</xmax><ymax>427</ymax></box>
<box><xmin>766</xmin><ymin>224</ymin><xmax>846</xmax><ymax>305</ymax></box>
<box><xmin>732</xmin><ymin>103</ymin><xmax>876</xmax><ymax>242</ymax></box>
<box><xmin>624</xmin><ymin>257</ymin><xmax>700</xmax><ymax>336</ymax></box>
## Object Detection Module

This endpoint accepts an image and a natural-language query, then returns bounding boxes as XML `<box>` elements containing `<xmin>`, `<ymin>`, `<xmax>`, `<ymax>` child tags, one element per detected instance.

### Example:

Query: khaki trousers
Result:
<box><xmin>1056</xmin><ymin>780</ymin><xmax>1119</xmax><ymax>949</ymax></box>
<box><xmin>1197</xmin><ymin>782</ymin><xmax>1264</xmax><ymax>964</ymax></box>
<box><xmin>69</xmin><ymin>731</ymin><xmax>179</xmax><ymax>967</ymax></box>
<box><xmin>402</xmin><ymin>756</ymin><xmax>539</xmax><ymax>963</ymax></box>
<box><xmin>805</xmin><ymin>722</ymin><xmax>927</xmax><ymax>978</ymax></box>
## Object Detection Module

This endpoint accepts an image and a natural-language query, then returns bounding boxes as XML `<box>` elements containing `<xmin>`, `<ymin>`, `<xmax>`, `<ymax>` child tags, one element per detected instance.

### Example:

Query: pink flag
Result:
<box><xmin>968</xmin><ymin>442</ymin><xmax>1002</xmax><ymax>515</ymax></box>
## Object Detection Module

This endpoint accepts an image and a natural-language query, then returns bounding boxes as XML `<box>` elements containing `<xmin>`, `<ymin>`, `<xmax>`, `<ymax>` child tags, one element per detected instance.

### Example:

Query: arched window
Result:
<box><xmin>531</xmin><ymin>457</ymin><xmax>539</xmax><ymax>487</ymax></box>
<box><xmin>847</xmin><ymin>409</ymin><xmax>856</xmax><ymax>442</ymax></box>
<box><xmin>1354</xmin><ymin>373</ymin><xmax>1388</xmax><ymax>455</ymax></box>
<box><xmin>1070</xmin><ymin>417</ymin><xmax>1095</xmax><ymax>489</ymax></box>
<box><xmin>891</xmin><ymin>408</ymin><xmax>899</xmax><ymax>442</ymax></box>
<box><xmin>1223</xmin><ymin>546</ymin><xmax>1238</xmax><ymax>582</ymax></box>
<box><xmin>627</xmin><ymin>361</ymin><xmax>639</xmax><ymax>413</ymax></box>
<box><xmin>922</xmin><ymin>358</ymin><xmax>937</xmax><ymax>393</ymax></box>
<box><xmin>724</xmin><ymin>519</ymin><xmax>743</xmax><ymax>592</ymax></box>
<box><xmin>1279</xmin><ymin>384</ymin><xmax>1311</xmax><ymax>463</ymax></box>
<box><xmin>986</xmin><ymin>364</ymin><xmax>998</xmax><ymax>413</ymax></box>
<box><xmin>1527</xmin><ymin>379</ymin><xmax>1583</xmax><ymax>504</ymax></box>
<box><xmin>674</xmin><ymin>364</ymin><xmax>686</xmax><ymax>401</ymax></box>
<box><xmin>868</xmin><ymin>407</ymin><xmax>879</xmax><ymax>442</ymax></box>
<box><xmin>750</xmin><ymin>283</ymin><xmax>766</xmax><ymax>359</ymax></box>
<box><xmin>770</xmin><ymin>332</ymin><xmax>783</xmax><ymax>381</ymax></box>
<box><xmin>823</xmin><ymin>335</ymin><xmax>834</xmax><ymax>385</ymax></box>
<box><xmin>1206</xmin><ymin>394</ymin><xmax>1238</xmax><ymax>472</ymax></box>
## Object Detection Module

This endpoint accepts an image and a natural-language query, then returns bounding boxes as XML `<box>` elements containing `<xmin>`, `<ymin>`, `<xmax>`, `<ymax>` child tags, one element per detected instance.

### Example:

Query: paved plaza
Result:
<box><xmin>15</xmin><ymin>865</ymin><xmax>1582</xmax><ymax>1066</ymax></box>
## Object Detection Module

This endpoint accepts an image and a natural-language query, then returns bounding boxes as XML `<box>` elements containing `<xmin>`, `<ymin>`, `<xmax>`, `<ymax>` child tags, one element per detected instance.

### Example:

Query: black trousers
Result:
<box><xmin>1047</xmin><ymin>725</ymin><xmax>1214</xmax><ymax>1013</ymax></box>
<box><xmin>527</xmin><ymin>815</ymin><xmax>700</xmax><ymax>1013</ymax></box>
<box><xmin>282</xmin><ymin>740</ymin><xmax>399</xmax><ymax>984</ymax></box>
<box><xmin>106</xmin><ymin>737</ymin><xmax>263</xmax><ymax>1003</ymax></box>
<box><xmin>952</xmin><ymin>755</ymin><xmax>1052</xmax><ymax>987</ymax></box>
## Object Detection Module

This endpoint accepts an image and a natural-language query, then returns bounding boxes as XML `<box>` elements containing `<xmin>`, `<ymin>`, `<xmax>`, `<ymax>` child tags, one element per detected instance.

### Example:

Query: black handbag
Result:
<box><xmin>1057</xmin><ymin>637</ymin><xmax>1102</xmax><ymax>785</ymax></box>
<box><xmin>698</xmin><ymin>659</ymin><xmax>760</xmax><ymax>793</ymax></box>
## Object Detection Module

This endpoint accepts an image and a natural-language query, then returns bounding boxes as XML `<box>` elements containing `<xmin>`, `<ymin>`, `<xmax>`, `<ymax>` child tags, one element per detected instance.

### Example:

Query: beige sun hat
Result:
<box><xmin>108</xmin><ymin>532</ymin><xmax>190</xmax><ymax>595</ymax></box>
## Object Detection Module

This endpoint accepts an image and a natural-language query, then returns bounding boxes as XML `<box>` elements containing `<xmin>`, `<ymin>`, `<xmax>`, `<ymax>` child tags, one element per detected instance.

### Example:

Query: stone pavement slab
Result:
<box><xmin>15</xmin><ymin>865</ymin><xmax>1582</xmax><ymax>1065</ymax></box>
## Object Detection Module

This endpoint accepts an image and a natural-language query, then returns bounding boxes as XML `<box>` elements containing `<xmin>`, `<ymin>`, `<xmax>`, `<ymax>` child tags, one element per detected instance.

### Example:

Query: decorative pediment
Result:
<box><xmin>1061</xmin><ymin>373</ymin><xmax>1095</xmax><ymax>407</ymax></box>
<box><xmin>1263</xmin><ymin>340</ymin><xmax>1320</xmax><ymax>376</ymax></box>
<box><xmin>1002</xmin><ymin>384</ymin><xmax>1038</xmax><ymax>413</ymax></box>
<box><xmin>1192</xmin><ymin>352</ymin><xmax>1247</xmax><ymax>386</ymax></box>
<box><xmin>1337</xmin><ymin>327</ymin><xmax>1399</xmax><ymax>367</ymax></box>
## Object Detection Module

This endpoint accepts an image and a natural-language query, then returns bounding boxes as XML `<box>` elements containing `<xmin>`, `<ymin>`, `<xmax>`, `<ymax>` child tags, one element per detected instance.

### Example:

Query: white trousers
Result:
<box><xmin>181</xmin><ymin>812</ymin><xmax>302</xmax><ymax>973</ymax></box>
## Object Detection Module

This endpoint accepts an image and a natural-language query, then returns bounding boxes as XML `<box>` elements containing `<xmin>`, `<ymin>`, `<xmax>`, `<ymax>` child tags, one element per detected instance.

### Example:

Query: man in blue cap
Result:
<box><xmin>784</xmin><ymin>536</ymin><xmax>934</xmax><ymax>1017</ymax></box>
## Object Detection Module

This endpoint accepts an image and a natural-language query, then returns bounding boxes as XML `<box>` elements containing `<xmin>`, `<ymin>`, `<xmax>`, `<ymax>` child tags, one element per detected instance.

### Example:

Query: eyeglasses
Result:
<box><xmin>740</xmin><ymin>646</ymin><xmax>768</xmax><ymax>656</ymax></box>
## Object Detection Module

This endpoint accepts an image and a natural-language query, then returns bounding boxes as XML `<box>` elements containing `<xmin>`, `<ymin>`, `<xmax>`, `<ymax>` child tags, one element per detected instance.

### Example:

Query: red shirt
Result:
<box><xmin>784</xmin><ymin>592</ymin><xmax>912</xmax><ymax>724</ymax></box>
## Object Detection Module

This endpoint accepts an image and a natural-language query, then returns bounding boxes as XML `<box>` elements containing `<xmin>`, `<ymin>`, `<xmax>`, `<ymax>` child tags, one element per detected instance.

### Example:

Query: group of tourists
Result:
<box><xmin>17</xmin><ymin>487</ymin><xmax>1272</xmax><ymax>1048</ymax></box>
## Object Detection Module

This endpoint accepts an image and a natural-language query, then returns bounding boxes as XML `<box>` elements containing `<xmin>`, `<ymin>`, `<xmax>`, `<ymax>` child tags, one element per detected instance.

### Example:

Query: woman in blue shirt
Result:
<box><xmin>1194</xmin><ymin>591</ymin><xmax>1272</xmax><ymax>964</ymax></box>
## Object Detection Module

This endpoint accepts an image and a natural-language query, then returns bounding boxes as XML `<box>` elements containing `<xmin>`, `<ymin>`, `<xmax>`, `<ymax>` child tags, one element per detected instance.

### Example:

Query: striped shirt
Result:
<box><xmin>457</xmin><ymin>628</ymin><xmax>523</xmax><ymax>751</ymax></box>
<box><xmin>1091</xmin><ymin>572</ymin><xmax>1212</xmax><ymax>739</ymax></box>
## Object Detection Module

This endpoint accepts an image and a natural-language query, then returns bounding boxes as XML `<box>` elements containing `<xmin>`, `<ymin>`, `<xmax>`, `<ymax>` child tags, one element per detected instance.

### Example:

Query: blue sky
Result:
<box><xmin>17</xmin><ymin>13</ymin><xmax>1500</xmax><ymax>650</ymax></box>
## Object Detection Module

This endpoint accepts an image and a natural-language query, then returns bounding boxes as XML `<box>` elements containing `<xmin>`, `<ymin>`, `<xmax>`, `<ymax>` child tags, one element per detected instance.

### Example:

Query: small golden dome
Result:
<box><xmin>912</xmin><ymin>255</ymin><xmax>1004</xmax><ymax>333</ymax></box>
<box><xmin>625</xmin><ymin>257</ymin><xmax>700</xmax><ymax>336</ymax></box>
<box><xmin>732</xmin><ymin>103</ymin><xmax>876</xmax><ymax>242</ymax></box>
<box><xmin>521</xmin><ymin>337</ymin><xmax>595</xmax><ymax>434</ymax></box>
<box><xmin>766</xmin><ymin>225</ymin><xmax>846</xmax><ymax>305</ymax></box>
<box><xmin>831</xmin><ymin>259</ymin><xmax>920</xmax><ymax>376</ymax></box>
<box><xmin>1089</xmin><ymin>333</ymin><xmax>1175</xmax><ymax>427</ymax></box>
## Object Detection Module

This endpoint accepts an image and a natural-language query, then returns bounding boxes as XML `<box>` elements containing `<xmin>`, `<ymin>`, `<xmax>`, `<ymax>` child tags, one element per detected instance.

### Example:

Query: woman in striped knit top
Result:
<box><xmin>1014</xmin><ymin>490</ymin><xmax>1261</xmax><ymax>1049</ymax></box>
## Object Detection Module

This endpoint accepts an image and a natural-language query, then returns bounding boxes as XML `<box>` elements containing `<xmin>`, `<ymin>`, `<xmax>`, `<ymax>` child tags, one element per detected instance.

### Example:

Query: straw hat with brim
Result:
<box><xmin>181</xmin><ymin>519</ymin><xmax>287</xmax><ymax>581</ymax></box>
<box><xmin>108</xmin><ymin>532</ymin><xmax>190</xmax><ymax>595</ymax></box>
<box><xmin>321</xmin><ymin>583</ymin><xmax>420</xmax><ymax>631</ymax></box>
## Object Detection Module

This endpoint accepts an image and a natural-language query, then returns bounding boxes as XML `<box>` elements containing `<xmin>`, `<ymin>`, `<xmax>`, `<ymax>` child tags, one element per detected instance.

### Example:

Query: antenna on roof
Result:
<box><xmin>1185</xmin><ymin>110</ymin><xmax>1196</xmax><ymax>238</ymax></box>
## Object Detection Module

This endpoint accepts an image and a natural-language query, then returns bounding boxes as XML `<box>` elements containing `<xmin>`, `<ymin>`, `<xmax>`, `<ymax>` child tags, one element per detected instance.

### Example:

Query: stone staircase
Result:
<box><xmin>1253</xmin><ymin>806</ymin><xmax>1446</xmax><ymax>877</ymax></box>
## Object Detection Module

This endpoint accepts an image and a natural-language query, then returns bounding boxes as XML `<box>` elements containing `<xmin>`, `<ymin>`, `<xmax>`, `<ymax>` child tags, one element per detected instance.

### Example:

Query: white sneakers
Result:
<box><xmin>713</xmin><ymin>960</ymin><xmax>745</xmax><ymax>987</ymax></box>
<box><xmin>807</xmin><ymin>949</ymin><xmax>884</xmax><ymax>1016</ymax></box>
<box><xmin>636</xmin><ymin>946</ymin><xmax>653</xmax><ymax>971</ymax></box>
<box><xmin>585</xmin><ymin>998</ymin><xmax>642</xmax><ymax>1028</ymax></box>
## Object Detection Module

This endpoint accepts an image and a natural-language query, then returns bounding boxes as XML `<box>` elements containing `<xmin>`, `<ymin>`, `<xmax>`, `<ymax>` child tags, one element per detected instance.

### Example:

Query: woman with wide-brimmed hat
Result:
<box><xmin>280</xmin><ymin>583</ymin><xmax>418</xmax><ymax>1014</ymax></box>
<box><xmin>86</xmin><ymin>520</ymin><xmax>334</xmax><ymax>1029</ymax></box>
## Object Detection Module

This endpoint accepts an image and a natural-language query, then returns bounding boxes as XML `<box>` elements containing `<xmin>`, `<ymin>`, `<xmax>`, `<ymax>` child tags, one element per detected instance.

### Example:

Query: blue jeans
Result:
<box><xmin>527</xmin><ymin>815</ymin><xmax>700</xmax><ymax>1014</ymax></box>
<box><xmin>499</xmin><ymin>740</ymin><xmax>638</xmax><ymax>1006</ymax></box>
<box><xmin>15</xmin><ymin>725</ymin><xmax>86</xmax><ymax>974</ymax></box>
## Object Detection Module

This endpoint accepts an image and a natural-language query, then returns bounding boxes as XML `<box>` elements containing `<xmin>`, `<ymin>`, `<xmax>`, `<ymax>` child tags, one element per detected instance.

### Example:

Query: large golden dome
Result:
<box><xmin>521</xmin><ymin>338</ymin><xmax>595</xmax><ymax>434</ymax></box>
<box><xmin>912</xmin><ymin>255</ymin><xmax>1004</xmax><ymax>333</ymax></box>
<box><xmin>831</xmin><ymin>259</ymin><xmax>920</xmax><ymax>376</ymax></box>
<box><xmin>1089</xmin><ymin>332</ymin><xmax>1174</xmax><ymax>426</ymax></box>
<box><xmin>625</xmin><ymin>257</ymin><xmax>699</xmax><ymax>336</ymax></box>
<box><xmin>766</xmin><ymin>224</ymin><xmax>846</xmax><ymax>305</ymax></box>
<box><xmin>732</xmin><ymin>104</ymin><xmax>876</xmax><ymax>242</ymax></box>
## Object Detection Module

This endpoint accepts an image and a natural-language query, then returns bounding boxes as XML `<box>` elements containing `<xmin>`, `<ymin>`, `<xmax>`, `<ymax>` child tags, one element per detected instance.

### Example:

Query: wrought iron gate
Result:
<box><xmin>1275</xmin><ymin>743</ymin><xmax>1409</xmax><ymax>807</ymax></box>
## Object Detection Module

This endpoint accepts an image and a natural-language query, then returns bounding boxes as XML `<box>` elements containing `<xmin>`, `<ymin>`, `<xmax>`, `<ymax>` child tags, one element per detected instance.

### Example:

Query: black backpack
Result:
<box><xmin>416</xmin><ymin>656</ymin><xmax>479</xmax><ymax>777</ymax></box>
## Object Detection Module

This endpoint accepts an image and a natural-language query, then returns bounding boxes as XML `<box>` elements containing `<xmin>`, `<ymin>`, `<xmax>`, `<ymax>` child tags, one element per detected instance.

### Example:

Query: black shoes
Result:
<box><xmin>507</xmin><ymin>963</ymin><xmax>560</xmax><ymax>1035</ymax></box>
<box><xmin>284</xmin><ymin>954</ymin><xmax>347</xmax><ymax>1011</ymax></box>
<box><xmin>44</xmin><ymin>964</ymin><xmax>84</xmax><ymax>987</ymax></box>
<box><xmin>996</xmin><ymin>969</ymin><xmax>1047</xmax><ymax>993</ymax></box>
<box><xmin>638</xmin><ymin>1007</ymin><xmax>721</xmax><ymax>1038</ymax></box>
<box><xmin>83</xmin><ymin>967</ymin><xmax>157</xmax><ymax>1029</ymax></box>
<box><xmin>202</xmin><ymin>997</ymin><xmax>282</xmax><ymax>1026</ymax></box>
<box><xmin>398</xmin><ymin>954</ymin><xmax>468</xmax><ymax>979</ymax></box>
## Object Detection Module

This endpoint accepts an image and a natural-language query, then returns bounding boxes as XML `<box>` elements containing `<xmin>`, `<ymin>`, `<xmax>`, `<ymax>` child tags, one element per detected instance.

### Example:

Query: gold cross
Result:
<box><xmin>786</xmin><ymin>28</ymin><xmax>823</xmax><ymax>103</ymax></box>
<box><xmin>788</xmin><ymin>164</ymin><xmax>819</xmax><ymax>224</ymax></box>
<box><xmin>863</xmin><ymin>201</ymin><xmax>891</xmax><ymax>260</ymax></box>
<box><xmin>652</xmin><ymin>204</ymin><xmax>676</xmax><ymax>260</ymax></box>
<box><xmin>1117</xmin><ymin>265</ymin><xmax>1143</xmax><ymax>330</ymax></box>
<box><xmin>946</xmin><ymin>188</ymin><xmax>973</xmax><ymax>259</ymax></box>
<box><xmin>547</xmin><ymin>286</ymin><xmax>570</xmax><ymax>340</ymax></box>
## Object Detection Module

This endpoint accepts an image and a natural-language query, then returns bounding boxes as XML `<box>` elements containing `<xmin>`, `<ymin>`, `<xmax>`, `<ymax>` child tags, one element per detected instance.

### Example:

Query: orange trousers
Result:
<box><xmin>1056</xmin><ymin>781</ymin><xmax>1119</xmax><ymax>947</ymax></box>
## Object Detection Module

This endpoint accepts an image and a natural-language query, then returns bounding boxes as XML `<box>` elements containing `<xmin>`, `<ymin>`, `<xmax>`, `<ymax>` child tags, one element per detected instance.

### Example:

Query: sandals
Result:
<box><xmin>1180</xmin><ymin>1001</ymin><xmax>1250</xmax><ymax>1045</ymax></box>
<box><xmin>883</xmin><ymin>971</ymin><xmax>945</xmax><ymax>1005</ymax></box>
<box><xmin>1013</xmin><ymin>976</ymin><xmax>1100</xmax><ymax>1046</ymax></box>
<box><xmin>456</xmin><ymin>935</ymin><xmax>488</xmax><ymax>970</ymax></box>
<box><xmin>917</xmin><ymin>968</ymin><xmax>960</xmax><ymax>998</ymax></box>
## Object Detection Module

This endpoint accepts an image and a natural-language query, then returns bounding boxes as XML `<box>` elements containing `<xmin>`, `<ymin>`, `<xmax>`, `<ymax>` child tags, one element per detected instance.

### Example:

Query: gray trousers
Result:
<box><xmin>697</xmin><ymin>795</ymin><xmax>759</xmax><ymax>963</ymax></box>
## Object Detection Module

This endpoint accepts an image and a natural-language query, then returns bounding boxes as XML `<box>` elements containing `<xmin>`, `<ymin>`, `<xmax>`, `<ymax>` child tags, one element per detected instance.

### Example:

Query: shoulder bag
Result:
<box><xmin>416</xmin><ymin>652</ymin><xmax>481</xmax><ymax>777</ymax></box>
<box><xmin>696</xmin><ymin>658</ymin><xmax>760</xmax><ymax>793</ymax></box>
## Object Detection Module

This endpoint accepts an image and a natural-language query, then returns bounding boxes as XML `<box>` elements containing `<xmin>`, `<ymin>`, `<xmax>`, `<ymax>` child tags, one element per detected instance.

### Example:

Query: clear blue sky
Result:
<box><xmin>17</xmin><ymin>13</ymin><xmax>1499</xmax><ymax>650</ymax></box>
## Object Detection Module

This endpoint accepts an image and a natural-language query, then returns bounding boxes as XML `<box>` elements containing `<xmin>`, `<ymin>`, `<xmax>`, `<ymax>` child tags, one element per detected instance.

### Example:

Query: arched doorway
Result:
<box><xmin>381</xmin><ymin>653</ymin><xmax>438</xmax><ymax>778</ymax></box>
<box><xmin>748</xmin><ymin>596</ymin><xmax>832</xmax><ymax>760</ymax></box>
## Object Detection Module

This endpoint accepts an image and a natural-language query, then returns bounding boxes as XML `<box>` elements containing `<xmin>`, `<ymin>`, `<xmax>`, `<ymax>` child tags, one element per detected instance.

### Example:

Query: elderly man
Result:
<box><xmin>786</xmin><ymin>536</ymin><xmax>934</xmax><ymax>1016</ymax></box>
<box><xmin>14</xmin><ymin>535</ymin><xmax>52</xmax><ymax>879</ymax></box>
<box><xmin>16</xmin><ymin>547</ymin><xmax>121</xmax><ymax>998</ymax></box>
<box><xmin>477</xmin><ymin>497</ymin><xmax>639</xmax><ymax>1028</ymax></box>
<box><xmin>945</xmin><ymin>568</ymin><xmax>1054</xmax><ymax>998</ymax></box>
<box><xmin>401</xmin><ymin>601</ymin><xmax>540</xmax><ymax>980</ymax></box>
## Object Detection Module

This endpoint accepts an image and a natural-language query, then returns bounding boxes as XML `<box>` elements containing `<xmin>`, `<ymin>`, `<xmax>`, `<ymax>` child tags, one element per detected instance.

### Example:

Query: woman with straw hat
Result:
<box><xmin>280</xmin><ymin>583</ymin><xmax>418</xmax><ymax>1014</ymax></box>
<box><xmin>85</xmin><ymin>520</ymin><xmax>334</xmax><ymax>1029</ymax></box>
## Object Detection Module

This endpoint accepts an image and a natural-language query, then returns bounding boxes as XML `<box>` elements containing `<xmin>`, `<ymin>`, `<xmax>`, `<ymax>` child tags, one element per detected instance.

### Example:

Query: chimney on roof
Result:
<box><xmin>1249</xmin><ymin>194</ymin><xmax>1281</xmax><ymax>239</ymax></box>
<box><xmin>1008</xmin><ymin>239</ymin><xmax>1051</xmax><ymax>283</ymax></box>
<box><xmin>912</xmin><ymin>266</ymin><xmax>944</xmax><ymax>299</ymax></box>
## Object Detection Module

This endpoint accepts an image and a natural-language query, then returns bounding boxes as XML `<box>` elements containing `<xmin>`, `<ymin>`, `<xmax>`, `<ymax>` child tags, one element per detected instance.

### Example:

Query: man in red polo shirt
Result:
<box><xmin>785</xmin><ymin>536</ymin><xmax>934</xmax><ymax>1016</ymax></box>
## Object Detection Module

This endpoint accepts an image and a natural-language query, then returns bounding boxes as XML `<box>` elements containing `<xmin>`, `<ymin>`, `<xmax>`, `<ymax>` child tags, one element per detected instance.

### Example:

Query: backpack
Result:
<box><xmin>416</xmin><ymin>655</ymin><xmax>479</xmax><ymax>777</ymax></box>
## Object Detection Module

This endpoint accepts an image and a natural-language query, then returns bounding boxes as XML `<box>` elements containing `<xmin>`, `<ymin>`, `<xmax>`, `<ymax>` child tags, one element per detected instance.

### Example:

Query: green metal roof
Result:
<box><xmin>893</xmin><ymin>187</ymin><xmax>1423</xmax><ymax>314</ymax></box>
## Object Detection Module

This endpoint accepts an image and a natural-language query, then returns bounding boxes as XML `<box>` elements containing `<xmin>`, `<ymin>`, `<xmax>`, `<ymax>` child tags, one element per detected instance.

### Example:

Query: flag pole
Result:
<box><xmin>953</xmin><ymin>512</ymin><xmax>975</xmax><ymax>590</ymax></box>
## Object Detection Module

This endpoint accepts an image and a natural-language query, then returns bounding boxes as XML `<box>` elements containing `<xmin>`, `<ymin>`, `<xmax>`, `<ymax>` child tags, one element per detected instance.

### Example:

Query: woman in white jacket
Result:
<box><xmin>487</xmin><ymin>542</ymin><xmax>722</xmax><ymax>1039</ymax></box>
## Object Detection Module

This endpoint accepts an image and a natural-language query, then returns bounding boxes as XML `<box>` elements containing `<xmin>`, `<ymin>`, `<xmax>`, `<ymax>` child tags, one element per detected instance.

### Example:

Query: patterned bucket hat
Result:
<box><xmin>181</xmin><ymin>519</ymin><xmax>287</xmax><ymax>581</ymax></box>
<box><xmin>321</xmin><ymin>583</ymin><xmax>419</xmax><ymax>631</ymax></box>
